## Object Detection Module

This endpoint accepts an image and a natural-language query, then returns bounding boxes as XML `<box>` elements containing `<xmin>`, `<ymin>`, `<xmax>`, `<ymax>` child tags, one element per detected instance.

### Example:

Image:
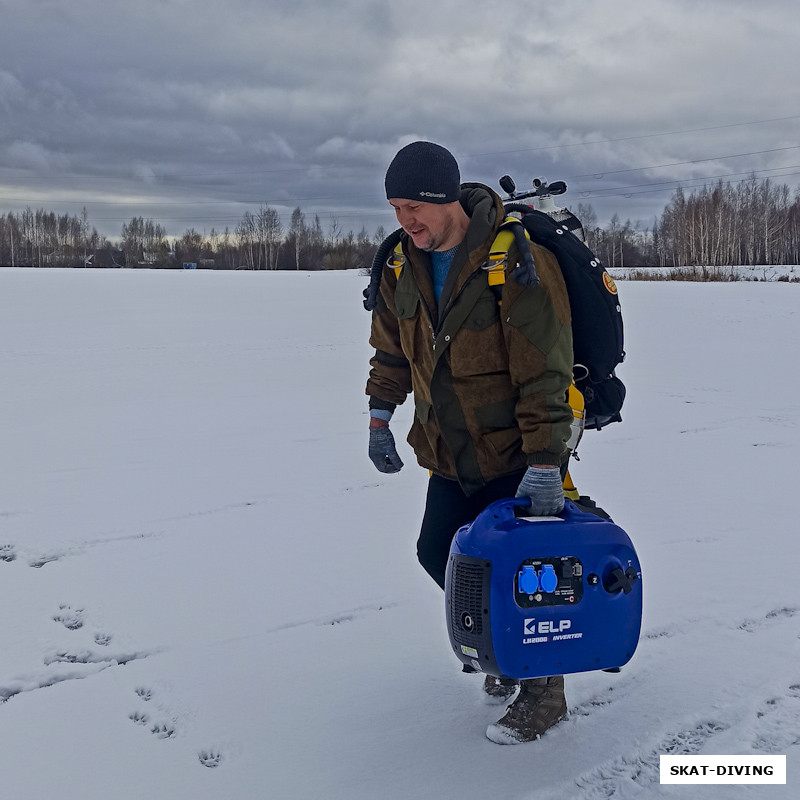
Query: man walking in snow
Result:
<box><xmin>365</xmin><ymin>141</ymin><xmax>574</xmax><ymax>743</ymax></box>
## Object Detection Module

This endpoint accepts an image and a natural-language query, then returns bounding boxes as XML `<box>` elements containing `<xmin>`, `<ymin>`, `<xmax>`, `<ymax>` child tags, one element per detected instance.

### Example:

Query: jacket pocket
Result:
<box><xmin>407</xmin><ymin>396</ymin><xmax>441</xmax><ymax>471</ymax></box>
<box><xmin>483</xmin><ymin>427</ymin><xmax>523</xmax><ymax>460</ymax></box>
<box><xmin>460</xmin><ymin>293</ymin><xmax>500</xmax><ymax>331</ymax></box>
<box><xmin>394</xmin><ymin>286</ymin><xmax>420</xmax><ymax>320</ymax></box>
<box><xmin>395</xmin><ymin>287</ymin><xmax>421</xmax><ymax>362</ymax></box>
<box><xmin>475</xmin><ymin>394</ymin><xmax>517</xmax><ymax>429</ymax></box>
<box><xmin>475</xmin><ymin>395</ymin><xmax>523</xmax><ymax>461</ymax></box>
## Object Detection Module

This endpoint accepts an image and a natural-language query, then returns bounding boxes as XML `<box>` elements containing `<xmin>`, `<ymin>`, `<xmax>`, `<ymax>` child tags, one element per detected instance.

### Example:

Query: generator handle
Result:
<box><xmin>480</xmin><ymin>497</ymin><xmax>585</xmax><ymax>525</ymax></box>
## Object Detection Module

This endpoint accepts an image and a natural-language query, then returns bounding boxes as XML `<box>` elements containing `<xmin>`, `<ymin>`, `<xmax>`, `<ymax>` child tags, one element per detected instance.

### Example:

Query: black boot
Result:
<box><xmin>482</xmin><ymin>674</ymin><xmax>519</xmax><ymax>704</ymax></box>
<box><xmin>486</xmin><ymin>676</ymin><xmax>567</xmax><ymax>744</ymax></box>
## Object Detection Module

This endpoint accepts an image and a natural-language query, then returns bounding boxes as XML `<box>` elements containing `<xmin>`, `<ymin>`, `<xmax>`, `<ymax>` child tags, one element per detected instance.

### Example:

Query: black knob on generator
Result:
<box><xmin>603</xmin><ymin>566</ymin><xmax>639</xmax><ymax>594</ymax></box>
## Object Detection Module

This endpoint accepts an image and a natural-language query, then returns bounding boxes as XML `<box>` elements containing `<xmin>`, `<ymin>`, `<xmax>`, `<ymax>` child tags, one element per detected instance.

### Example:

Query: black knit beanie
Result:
<box><xmin>385</xmin><ymin>141</ymin><xmax>461</xmax><ymax>204</ymax></box>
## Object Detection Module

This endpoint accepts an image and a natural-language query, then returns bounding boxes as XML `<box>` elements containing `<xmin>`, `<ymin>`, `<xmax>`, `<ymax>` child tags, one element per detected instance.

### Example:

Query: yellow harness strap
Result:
<box><xmin>484</xmin><ymin>217</ymin><xmax>531</xmax><ymax>298</ymax></box>
<box><xmin>389</xmin><ymin>242</ymin><xmax>405</xmax><ymax>279</ymax></box>
<box><xmin>563</xmin><ymin>469</ymin><xmax>579</xmax><ymax>500</ymax></box>
<box><xmin>388</xmin><ymin>222</ymin><xmax>585</xmax><ymax>496</ymax></box>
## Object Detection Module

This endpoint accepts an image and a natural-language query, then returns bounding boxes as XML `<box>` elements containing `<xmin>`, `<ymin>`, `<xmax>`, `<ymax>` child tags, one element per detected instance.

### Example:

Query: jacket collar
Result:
<box><xmin>403</xmin><ymin>183</ymin><xmax>504</xmax><ymax>325</ymax></box>
<box><xmin>446</xmin><ymin>183</ymin><xmax>504</xmax><ymax>302</ymax></box>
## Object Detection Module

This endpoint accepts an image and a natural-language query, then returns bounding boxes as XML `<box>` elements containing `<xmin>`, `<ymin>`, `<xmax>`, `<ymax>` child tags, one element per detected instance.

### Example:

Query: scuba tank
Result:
<box><xmin>499</xmin><ymin>174</ymin><xmax>587</xmax><ymax>243</ymax></box>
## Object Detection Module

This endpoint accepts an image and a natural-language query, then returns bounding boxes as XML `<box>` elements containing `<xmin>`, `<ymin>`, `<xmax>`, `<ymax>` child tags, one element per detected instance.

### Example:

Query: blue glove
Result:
<box><xmin>516</xmin><ymin>466</ymin><xmax>564</xmax><ymax>516</ymax></box>
<box><xmin>369</xmin><ymin>426</ymin><xmax>404</xmax><ymax>474</ymax></box>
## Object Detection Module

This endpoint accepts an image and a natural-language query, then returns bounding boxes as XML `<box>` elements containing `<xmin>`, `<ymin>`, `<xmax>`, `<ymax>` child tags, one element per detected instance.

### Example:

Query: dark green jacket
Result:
<box><xmin>366</xmin><ymin>183</ymin><xmax>573</xmax><ymax>496</ymax></box>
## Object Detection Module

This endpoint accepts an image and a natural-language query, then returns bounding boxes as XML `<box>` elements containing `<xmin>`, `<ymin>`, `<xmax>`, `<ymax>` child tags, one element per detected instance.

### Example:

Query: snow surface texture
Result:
<box><xmin>608</xmin><ymin>264</ymin><xmax>799</xmax><ymax>282</ymax></box>
<box><xmin>0</xmin><ymin>269</ymin><xmax>797</xmax><ymax>799</ymax></box>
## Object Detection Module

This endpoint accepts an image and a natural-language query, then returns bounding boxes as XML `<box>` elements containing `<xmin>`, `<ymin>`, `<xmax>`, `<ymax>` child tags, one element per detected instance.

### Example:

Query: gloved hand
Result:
<box><xmin>516</xmin><ymin>466</ymin><xmax>564</xmax><ymax>516</ymax></box>
<box><xmin>369</xmin><ymin>425</ymin><xmax>404</xmax><ymax>474</ymax></box>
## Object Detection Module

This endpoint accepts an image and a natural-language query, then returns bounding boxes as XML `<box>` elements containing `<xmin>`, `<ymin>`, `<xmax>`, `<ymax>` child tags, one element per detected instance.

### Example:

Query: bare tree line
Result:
<box><xmin>0</xmin><ymin>204</ymin><xmax>384</xmax><ymax>270</ymax></box>
<box><xmin>0</xmin><ymin>207</ymin><xmax>99</xmax><ymax>268</ymax></box>
<box><xmin>3</xmin><ymin>175</ymin><xmax>800</xmax><ymax>269</ymax></box>
<box><xmin>580</xmin><ymin>175</ymin><xmax>800</xmax><ymax>268</ymax></box>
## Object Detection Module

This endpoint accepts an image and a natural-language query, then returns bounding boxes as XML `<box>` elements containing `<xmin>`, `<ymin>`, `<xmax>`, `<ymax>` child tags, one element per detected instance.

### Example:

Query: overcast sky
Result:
<box><xmin>2</xmin><ymin>0</ymin><xmax>799</xmax><ymax>239</ymax></box>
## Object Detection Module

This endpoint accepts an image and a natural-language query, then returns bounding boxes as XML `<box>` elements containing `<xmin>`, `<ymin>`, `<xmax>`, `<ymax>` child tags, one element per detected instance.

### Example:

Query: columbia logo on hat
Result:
<box><xmin>385</xmin><ymin>142</ymin><xmax>461</xmax><ymax>204</ymax></box>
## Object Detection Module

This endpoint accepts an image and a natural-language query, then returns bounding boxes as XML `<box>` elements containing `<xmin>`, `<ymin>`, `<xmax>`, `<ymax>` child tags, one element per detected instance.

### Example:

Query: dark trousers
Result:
<box><xmin>416</xmin><ymin>471</ymin><xmax>526</xmax><ymax>589</ymax></box>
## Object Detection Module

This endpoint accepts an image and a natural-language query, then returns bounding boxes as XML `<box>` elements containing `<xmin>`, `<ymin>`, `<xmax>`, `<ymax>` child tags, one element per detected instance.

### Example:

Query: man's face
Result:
<box><xmin>389</xmin><ymin>198</ymin><xmax>462</xmax><ymax>252</ymax></box>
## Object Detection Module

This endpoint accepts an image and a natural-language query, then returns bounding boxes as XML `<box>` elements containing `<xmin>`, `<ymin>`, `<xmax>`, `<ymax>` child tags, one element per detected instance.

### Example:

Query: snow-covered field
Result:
<box><xmin>1</xmin><ymin>268</ymin><xmax>797</xmax><ymax>799</ymax></box>
<box><xmin>609</xmin><ymin>264</ymin><xmax>799</xmax><ymax>282</ymax></box>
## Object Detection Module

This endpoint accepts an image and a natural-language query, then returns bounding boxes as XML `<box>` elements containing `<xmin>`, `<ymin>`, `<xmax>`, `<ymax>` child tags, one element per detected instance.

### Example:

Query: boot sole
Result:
<box><xmin>485</xmin><ymin>710</ymin><xmax>568</xmax><ymax>745</ymax></box>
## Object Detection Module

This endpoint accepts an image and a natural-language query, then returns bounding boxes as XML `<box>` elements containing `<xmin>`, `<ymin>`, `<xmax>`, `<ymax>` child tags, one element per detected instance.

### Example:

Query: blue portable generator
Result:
<box><xmin>445</xmin><ymin>498</ymin><xmax>642</xmax><ymax>680</ymax></box>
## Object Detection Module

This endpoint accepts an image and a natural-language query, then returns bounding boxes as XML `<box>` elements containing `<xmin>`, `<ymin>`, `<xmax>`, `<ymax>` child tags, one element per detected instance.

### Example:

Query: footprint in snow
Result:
<box><xmin>738</xmin><ymin>605</ymin><xmax>799</xmax><ymax>633</ymax></box>
<box><xmin>29</xmin><ymin>553</ymin><xmax>64</xmax><ymax>568</ymax></box>
<box><xmin>135</xmin><ymin>686</ymin><xmax>153</xmax><ymax>702</ymax></box>
<box><xmin>198</xmin><ymin>750</ymin><xmax>223</xmax><ymax>768</ymax></box>
<box><xmin>129</xmin><ymin>711</ymin><xmax>150</xmax><ymax>726</ymax></box>
<box><xmin>43</xmin><ymin>650</ymin><xmax>95</xmax><ymax>665</ymax></box>
<box><xmin>94</xmin><ymin>632</ymin><xmax>113</xmax><ymax>647</ymax></box>
<box><xmin>752</xmin><ymin>687</ymin><xmax>800</xmax><ymax>752</ymax></box>
<box><xmin>52</xmin><ymin>605</ymin><xmax>85</xmax><ymax>630</ymax></box>
<box><xmin>571</xmin><ymin>720</ymin><xmax>729</xmax><ymax>799</ymax></box>
<box><xmin>0</xmin><ymin>544</ymin><xmax>16</xmax><ymax>562</ymax></box>
<box><xmin>151</xmin><ymin>722</ymin><xmax>177</xmax><ymax>740</ymax></box>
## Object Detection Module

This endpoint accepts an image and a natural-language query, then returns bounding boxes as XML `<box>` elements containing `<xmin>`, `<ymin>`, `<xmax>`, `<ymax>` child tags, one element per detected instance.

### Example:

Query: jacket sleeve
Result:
<box><xmin>502</xmin><ymin>243</ymin><xmax>574</xmax><ymax>466</ymax></box>
<box><xmin>365</xmin><ymin>264</ymin><xmax>412</xmax><ymax>410</ymax></box>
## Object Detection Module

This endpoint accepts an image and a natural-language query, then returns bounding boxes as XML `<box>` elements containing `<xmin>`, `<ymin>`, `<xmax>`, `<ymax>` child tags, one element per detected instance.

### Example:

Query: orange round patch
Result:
<box><xmin>603</xmin><ymin>272</ymin><xmax>618</xmax><ymax>295</ymax></box>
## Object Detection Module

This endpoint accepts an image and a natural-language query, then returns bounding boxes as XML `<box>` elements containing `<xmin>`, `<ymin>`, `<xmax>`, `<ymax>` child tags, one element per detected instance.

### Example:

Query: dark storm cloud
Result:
<box><xmin>1</xmin><ymin>0</ymin><xmax>799</xmax><ymax>237</ymax></box>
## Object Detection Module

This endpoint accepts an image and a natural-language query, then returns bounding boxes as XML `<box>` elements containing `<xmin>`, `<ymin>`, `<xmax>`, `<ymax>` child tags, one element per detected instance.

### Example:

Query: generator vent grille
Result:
<box><xmin>449</xmin><ymin>557</ymin><xmax>488</xmax><ymax>646</ymax></box>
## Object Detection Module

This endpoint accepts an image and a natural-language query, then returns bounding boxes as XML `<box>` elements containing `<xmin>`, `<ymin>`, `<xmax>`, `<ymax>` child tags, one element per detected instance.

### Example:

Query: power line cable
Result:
<box><xmin>577</xmin><ymin>169</ymin><xmax>800</xmax><ymax>201</ymax></box>
<box><xmin>566</xmin><ymin>145</ymin><xmax>800</xmax><ymax>181</ymax></box>
<box><xmin>572</xmin><ymin>164</ymin><xmax>800</xmax><ymax>198</ymax></box>
<box><xmin>3</xmin><ymin>112</ymin><xmax>799</xmax><ymax>187</ymax></box>
<box><xmin>466</xmin><ymin>114</ymin><xmax>800</xmax><ymax>158</ymax></box>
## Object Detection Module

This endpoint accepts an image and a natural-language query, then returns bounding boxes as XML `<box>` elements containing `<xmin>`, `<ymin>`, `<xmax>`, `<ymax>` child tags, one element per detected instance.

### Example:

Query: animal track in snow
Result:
<box><xmin>29</xmin><ymin>552</ymin><xmax>66</xmax><ymax>568</ymax></box>
<box><xmin>150</xmin><ymin>722</ymin><xmax>177</xmax><ymax>740</ymax></box>
<box><xmin>266</xmin><ymin>602</ymin><xmax>400</xmax><ymax>636</ymax></box>
<box><xmin>198</xmin><ymin>750</ymin><xmax>223</xmax><ymax>768</ymax></box>
<box><xmin>738</xmin><ymin>605</ymin><xmax>799</xmax><ymax>633</ymax></box>
<box><xmin>751</xmin><ymin>685</ymin><xmax>800</xmax><ymax>752</ymax></box>
<box><xmin>27</xmin><ymin>544</ymin><xmax>81</xmax><ymax>568</ymax></box>
<box><xmin>94</xmin><ymin>632</ymin><xmax>113</xmax><ymax>647</ymax></box>
<box><xmin>659</xmin><ymin>720</ymin><xmax>728</xmax><ymax>755</ymax></box>
<box><xmin>52</xmin><ymin>605</ymin><xmax>85</xmax><ymax>630</ymax></box>
<box><xmin>129</xmin><ymin>687</ymin><xmax>222</xmax><ymax>766</ymax></box>
<box><xmin>765</xmin><ymin>606</ymin><xmax>799</xmax><ymax>622</ymax></box>
<box><xmin>135</xmin><ymin>686</ymin><xmax>153</xmax><ymax>702</ymax></box>
<box><xmin>641</xmin><ymin>626</ymin><xmax>677</xmax><ymax>641</ymax></box>
<box><xmin>128</xmin><ymin>689</ymin><xmax>178</xmax><ymax>743</ymax></box>
<box><xmin>0</xmin><ymin>544</ymin><xmax>16</xmax><ymax>562</ymax></box>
